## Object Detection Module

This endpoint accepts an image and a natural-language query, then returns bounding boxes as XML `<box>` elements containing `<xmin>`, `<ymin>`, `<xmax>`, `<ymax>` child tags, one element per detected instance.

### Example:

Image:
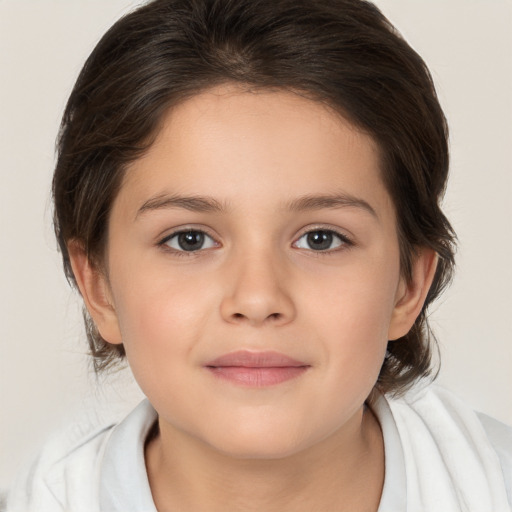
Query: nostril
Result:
<box><xmin>231</xmin><ymin>312</ymin><xmax>281</xmax><ymax>322</ymax></box>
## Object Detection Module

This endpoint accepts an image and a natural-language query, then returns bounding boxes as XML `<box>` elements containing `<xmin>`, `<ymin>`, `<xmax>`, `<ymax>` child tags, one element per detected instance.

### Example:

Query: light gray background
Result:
<box><xmin>1</xmin><ymin>0</ymin><xmax>511</xmax><ymax>491</ymax></box>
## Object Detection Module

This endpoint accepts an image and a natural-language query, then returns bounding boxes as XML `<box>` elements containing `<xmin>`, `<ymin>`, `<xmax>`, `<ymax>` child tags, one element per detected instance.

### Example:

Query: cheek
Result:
<box><xmin>110</xmin><ymin>267</ymin><xmax>215</xmax><ymax>375</ymax></box>
<box><xmin>301</xmin><ymin>253</ymin><xmax>400</xmax><ymax>379</ymax></box>
<box><xmin>306</xmin><ymin>253</ymin><xmax>399</xmax><ymax>336</ymax></box>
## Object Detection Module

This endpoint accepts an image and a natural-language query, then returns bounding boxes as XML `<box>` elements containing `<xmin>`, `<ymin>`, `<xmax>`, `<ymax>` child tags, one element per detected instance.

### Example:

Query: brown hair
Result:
<box><xmin>53</xmin><ymin>0</ymin><xmax>456</xmax><ymax>395</ymax></box>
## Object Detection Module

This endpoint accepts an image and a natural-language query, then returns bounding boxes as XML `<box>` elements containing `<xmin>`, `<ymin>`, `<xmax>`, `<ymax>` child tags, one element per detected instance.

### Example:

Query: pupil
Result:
<box><xmin>307</xmin><ymin>231</ymin><xmax>332</xmax><ymax>250</ymax></box>
<box><xmin>178</xmin><ymin>231</ymin><xmax>204</xmax><ymax>251</ymax></box>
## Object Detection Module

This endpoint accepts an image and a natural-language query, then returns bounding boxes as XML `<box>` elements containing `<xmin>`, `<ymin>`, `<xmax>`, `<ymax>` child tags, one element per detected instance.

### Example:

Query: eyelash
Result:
<box><xmin>157</xmin><ymin>226</ymin><xmax>354</xmax><ymax>256</ymax></box>
<box><xmin>293</xmin><ymin>227</ymin><xmax>354</xmax><ymax>254</ymax></box>
<box><xmin>157</xmin><ymin>228</ymin><xmax>219</xmax><ymax>257</ymax></box>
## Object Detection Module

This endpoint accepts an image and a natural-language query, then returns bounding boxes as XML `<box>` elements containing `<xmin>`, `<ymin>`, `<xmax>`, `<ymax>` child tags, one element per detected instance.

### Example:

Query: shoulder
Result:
<box><xmin>397</xmin><ymin>383</ymin><xmax>512</xmax><ymax>461</ymax></box>
<box><xmin>6</xmin><ymin>399</ymin><xmax>156</xmax><ymax>512</ymax></box>
<box><xmin>6</xmin><ymin>417</ymin><xmax>116</xmax><ymax>512</ymax></box>
<box><xmin>477</xmin><ymin>411</ymin><xmax>512</xmax><ymax>504</ymax></box>
<box><xmin>388</xmin><ymin>383</ymin><xmax>512</xmax><ymax>508</ymax></box>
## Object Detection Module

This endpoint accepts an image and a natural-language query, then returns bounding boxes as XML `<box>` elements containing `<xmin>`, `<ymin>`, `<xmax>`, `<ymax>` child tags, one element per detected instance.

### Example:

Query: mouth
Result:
<box><xmin>204</xmin><ymin>350</ymin><xmax>310</xmax><ymax>387</ymax></box>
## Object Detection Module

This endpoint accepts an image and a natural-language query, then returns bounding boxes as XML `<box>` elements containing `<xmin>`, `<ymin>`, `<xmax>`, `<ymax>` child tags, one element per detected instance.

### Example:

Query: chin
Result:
<box><xmin>202</xmin><ymin>422</ymin><xmax>314</xmax><ymax>461</ymax></box>
<box><xmin>213</xmin><ymin>440</ymin><xmax>305</xmax><ymax>461</ymax></box>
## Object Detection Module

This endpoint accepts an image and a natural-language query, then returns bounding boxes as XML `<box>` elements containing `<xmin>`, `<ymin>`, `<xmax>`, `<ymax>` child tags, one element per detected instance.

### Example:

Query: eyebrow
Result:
<box><xmin>287</xmin><ymin>193</ymin><xmax>378</xmax><ymax>219</ymax></box>
<box><xmin>136</xmin><ymin>192</ymin><xmax>378</xmax><ymax>219</ymax></box>
<box><xmin>136</xmin><ymin>193</ymin><xmax>226</xmax><ymax>219</ymax></box>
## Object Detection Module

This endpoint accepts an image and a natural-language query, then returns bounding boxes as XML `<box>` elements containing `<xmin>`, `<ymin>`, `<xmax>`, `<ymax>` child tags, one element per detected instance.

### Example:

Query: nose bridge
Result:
<box><xmin>220</xmin><ymin>240</ymin><xmax>295</xmax><ymax>326</ymax></box>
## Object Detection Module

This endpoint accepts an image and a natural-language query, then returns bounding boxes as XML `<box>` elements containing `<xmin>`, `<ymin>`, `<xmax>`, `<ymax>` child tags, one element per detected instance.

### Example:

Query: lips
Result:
<box><xmin>204</xmin><ymin>350</ymin><xmax>310</xmax><ymax>387</ymax></box>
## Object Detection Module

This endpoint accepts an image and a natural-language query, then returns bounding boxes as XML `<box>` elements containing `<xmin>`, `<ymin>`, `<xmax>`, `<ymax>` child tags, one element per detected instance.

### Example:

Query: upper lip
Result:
<box><xmin>205</xmin><ymin>350</ymin><xmax>309</xmax><ymax>368</ymax></box>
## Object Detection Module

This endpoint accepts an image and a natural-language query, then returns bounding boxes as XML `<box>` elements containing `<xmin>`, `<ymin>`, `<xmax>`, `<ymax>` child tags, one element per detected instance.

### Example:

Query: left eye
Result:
<box><xmin>163</xmin><ymin>230</ymin><xmax>217</xmax><ymax>252</ymax></box>
<box><xmin>294</xmin><ymin>230</ymin><xmax>348</xmax><ymax>251</ymax></box>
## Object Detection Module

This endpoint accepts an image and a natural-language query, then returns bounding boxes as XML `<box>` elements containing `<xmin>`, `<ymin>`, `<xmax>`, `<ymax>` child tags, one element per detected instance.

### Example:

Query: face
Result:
<box><xmin>91</xmin><ymin>85</ymin><xmax>415</xmax><ymax>458</ymax></box>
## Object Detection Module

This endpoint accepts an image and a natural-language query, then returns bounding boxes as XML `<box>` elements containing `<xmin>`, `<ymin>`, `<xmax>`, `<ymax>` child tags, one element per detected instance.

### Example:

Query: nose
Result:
<box><xmin>219</xmin><ymin>250</ymin><xmax>296</xmax><ymax>327</ymax></box>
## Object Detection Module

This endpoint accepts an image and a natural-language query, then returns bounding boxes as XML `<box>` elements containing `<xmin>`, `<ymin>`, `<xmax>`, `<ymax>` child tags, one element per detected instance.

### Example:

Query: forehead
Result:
<box><xmin>117</xmin><ymin>84</ymin><xmax>393</xmax><ymax>219</ymax></box>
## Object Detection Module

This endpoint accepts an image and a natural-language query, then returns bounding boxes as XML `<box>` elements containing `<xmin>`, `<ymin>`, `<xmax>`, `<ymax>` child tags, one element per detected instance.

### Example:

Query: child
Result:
<box><xmin>6</xmin><ymin>0</ymin><xmax>512</xmax><ymax>511</ymax></box>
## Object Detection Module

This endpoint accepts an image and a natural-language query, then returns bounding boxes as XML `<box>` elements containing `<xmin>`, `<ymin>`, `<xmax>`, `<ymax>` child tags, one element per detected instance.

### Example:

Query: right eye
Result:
<box><xmin>161</xmin><ymin>230</ymin><xmax>217</xmax><ymax>252</ymax></box>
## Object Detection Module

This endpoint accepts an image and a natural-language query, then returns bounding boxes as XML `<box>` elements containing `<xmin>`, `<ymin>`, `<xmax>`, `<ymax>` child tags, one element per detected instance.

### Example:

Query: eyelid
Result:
<box><xmin>292</xmin><ymin>225</ymin><xmax>355</xmax><ymax>251</ymax></box>
<box><xmin>157</xmin><ymin>225</ymin><xmax>221</xmax><ymax>252</ymax></box>
<box><xmin>155</xmin><ymin>224</ymin><xmax>354</xmax><ymax>254</ymax></box>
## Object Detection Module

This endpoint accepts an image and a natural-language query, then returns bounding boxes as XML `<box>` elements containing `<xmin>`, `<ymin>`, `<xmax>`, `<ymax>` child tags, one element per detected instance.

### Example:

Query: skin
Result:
<box><xmin>70</xmin><ymin>84</ymin><xmax>437</xmax><ymax>511</ymax></box>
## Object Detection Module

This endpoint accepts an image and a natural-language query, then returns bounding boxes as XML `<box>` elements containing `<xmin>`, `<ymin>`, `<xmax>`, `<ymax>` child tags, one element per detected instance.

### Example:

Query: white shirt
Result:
<box><xmin>6</xmin><ymin>384</ymin><xmax>512</xmax><ymax>512</ymax></box>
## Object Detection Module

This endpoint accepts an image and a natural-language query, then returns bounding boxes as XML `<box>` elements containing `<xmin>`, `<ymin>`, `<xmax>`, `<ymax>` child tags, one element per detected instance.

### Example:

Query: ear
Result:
<box><xmin>68</xmin><ymin>241</ymin><xmax>123</xmax><ymax>345</ymax></box>
<box><xmin>388</xmin><ymin>248</ymin><xmax>438</xmax><ymax>341</ymax></box>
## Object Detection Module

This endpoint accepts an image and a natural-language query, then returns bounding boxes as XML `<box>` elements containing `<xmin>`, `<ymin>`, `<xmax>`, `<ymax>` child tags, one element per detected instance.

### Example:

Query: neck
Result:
<box><xmin>145</xmin><ymin>406</ymin><xmax>384</xmax><ymax>512</ymax></box>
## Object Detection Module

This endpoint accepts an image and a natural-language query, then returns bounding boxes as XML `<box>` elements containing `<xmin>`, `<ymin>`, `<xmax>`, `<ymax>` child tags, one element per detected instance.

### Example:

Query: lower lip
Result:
<box><xmin>206</xmin><ymin>366</ymin><xmax>309</xmax><ymax>387</ymax></box>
